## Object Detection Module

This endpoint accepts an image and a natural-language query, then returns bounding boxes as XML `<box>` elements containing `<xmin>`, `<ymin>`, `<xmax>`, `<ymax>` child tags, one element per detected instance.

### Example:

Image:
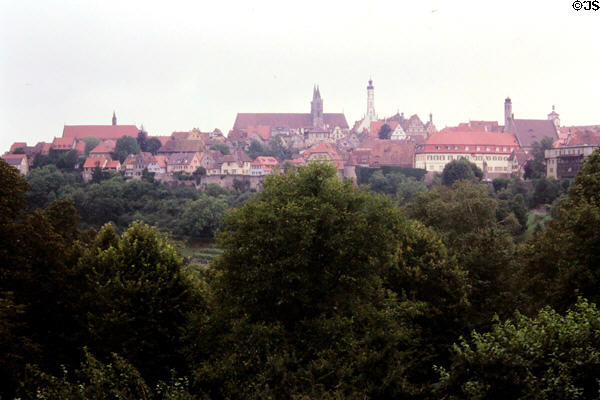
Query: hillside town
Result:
<box><xmin>3</xmin><ymin>80</ymin><xmax>600</xmax><ymax>187</ymax></box>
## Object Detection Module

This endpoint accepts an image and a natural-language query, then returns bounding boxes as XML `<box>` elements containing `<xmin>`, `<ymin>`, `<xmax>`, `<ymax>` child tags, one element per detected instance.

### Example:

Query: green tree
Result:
<box><xmin>439</xmin><ymin>299</ymin><xmax>600</xmax><ymax>399</ymax></box>
<box><xmin>179</xmin><ymin>195</ymin><xmax>228</xmax><ymax>239</ymax></box>
<box><xmin>192</xmin><ymin>163</ymin><xmax>410</xmax><ymax>398</ymax></box>
<box><xmin>247</xmin><ymin>140</ymin><xmax>268</xmax><ymax>159</ymax></box>
<box><xmin>441</xmin><ymin>158</ymin><xmax>483</xmax><ymax>186</ymax></box>
<box><xmin>82</xmin><ymin>136</ymin><xmax>100</xmax><ymax>156</ymax></box>
<box><xmin>524</xmin><ymin>136</ymin><xmax>554</xmax><ymax>179</ymax></box>
<box><xmin>209</xmin><ymin>143</ymin><xmax>230</xmax><ymax>156</ymax></box>
<box><xmin>378</xmin><ymin>123</ymin><xmax>392</xmax><ymax>139</ymax></box>
<box><xmin>520</xmin><ymin>148</ymin><xmax>600</xmax><ymax>312</ymax></box>
<box><xmin>191</xmin><ymin>163</ymin><xmax>471</xmax><ymax>398</ymax></box>
<box><xmin>137</xmin><ymin>129</ymin><xmax>148</xmax><ymax>150</ymax></box>
<box><xmin>407</xmin><ymin>181</ymin><xmax>519</xmax><ymax>328</ymax></box>
<box><xmin>145</xmin><ymin>137</ymin><xmax>163</xmax><ymax>155</ymax></box>
<box><xmin>111</xmin><ymin>136</ymin><xmax>140</xmax><ymax>163</ymax></box>
<box><xmin>78</xmin><ymin>222</ymin><xmax>200</xmax><ymax>386</ymax></box>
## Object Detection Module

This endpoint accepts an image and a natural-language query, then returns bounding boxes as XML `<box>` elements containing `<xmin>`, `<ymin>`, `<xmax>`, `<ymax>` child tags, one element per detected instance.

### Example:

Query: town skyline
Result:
<box><xmin>2</xmin><ymin>0</ymin><xmax>599</xmax><ymax>152</ymax></box>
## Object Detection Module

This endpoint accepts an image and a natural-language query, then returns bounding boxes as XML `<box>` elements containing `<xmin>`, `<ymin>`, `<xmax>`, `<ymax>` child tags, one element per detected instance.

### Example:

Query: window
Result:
<box><xmin>465</xmin><ymin>146</ymin><xmax>470</xmax><ymax>151</ymax></box>
<box><xmin>486</xmin><ymin>147</ymin><xmax>491</xmax><ymax>151</ymax></box>
<box><xmin>503</xmin><ymin>147</ymin><xmax>507</xmax><ymax>152</ymax></box>
<box><xmin>477</xmin><ymin>147</ymin><xmax>481</xmax><ymax>151</ymax></box>
<box><xmin>454</xmin><ymin>146</ymin><xmax>459</xmax><ymax>150</ymax></box>
<box><xmin>496</xmin><ymin>147</ymin><xmax>500</xmax><ymax>152</ymax></box>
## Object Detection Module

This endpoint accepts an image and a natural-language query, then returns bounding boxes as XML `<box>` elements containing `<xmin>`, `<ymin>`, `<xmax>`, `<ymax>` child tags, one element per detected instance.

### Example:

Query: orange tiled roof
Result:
<box><xmin>83</xmin><ymin>157</ymin><xmax>107</xmax><ymax>169</ymax></box>
<box><xmin>62</xmin><ymin>125</ymin><xmax>138</xmax><ymax>140</ymax></box>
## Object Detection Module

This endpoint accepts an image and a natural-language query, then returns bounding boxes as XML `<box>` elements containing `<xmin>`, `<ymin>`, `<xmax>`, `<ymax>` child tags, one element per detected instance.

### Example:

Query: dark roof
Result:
<box><xmin>167</xmin><ymin>152</ymin><xmax>199</xmax><ymax>164</ymax></box>
<box><xmin>233</xmin><ymin>113</ymin><xmax>349</xmax><ymax>130</ymax></box>
<box><xmin>158</xmin><ymin>139</ymin><xmax>205</xmax><ymax>153</ymax></box>
<box><xmin>510</xmin><ymin>119</ymin><xmax>558</xmax><ymax>148</ymax></box>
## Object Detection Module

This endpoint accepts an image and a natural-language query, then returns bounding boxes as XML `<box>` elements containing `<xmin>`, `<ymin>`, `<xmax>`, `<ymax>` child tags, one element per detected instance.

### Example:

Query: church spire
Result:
<box><xmin>311</xmin><ymin>84</ymin><xmax>324</xmax><ymax>128</ymax></box>
<box><xmin>112</xmin><ymin>111</ymin><xmax>117</xmax><ymax>126</ymax></box>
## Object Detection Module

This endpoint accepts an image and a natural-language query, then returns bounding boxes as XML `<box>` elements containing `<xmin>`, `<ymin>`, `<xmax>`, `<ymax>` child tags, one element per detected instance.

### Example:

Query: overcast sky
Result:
<box><xmin>1</xmin><ymin>0</ymin><xmax>599</xmax><ymax>151</ymax></box>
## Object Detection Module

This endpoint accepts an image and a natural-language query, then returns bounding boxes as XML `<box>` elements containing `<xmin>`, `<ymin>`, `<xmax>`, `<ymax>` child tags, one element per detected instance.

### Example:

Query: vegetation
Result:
<box><xmin>2</xmin><ymin>148</ymin><xmax>600</xmax><ymax>398</ymax></box>
<box><xmin>378</xmin><ymin>123</ymin><xmax>392</xmax><ymax>139</ymax></box>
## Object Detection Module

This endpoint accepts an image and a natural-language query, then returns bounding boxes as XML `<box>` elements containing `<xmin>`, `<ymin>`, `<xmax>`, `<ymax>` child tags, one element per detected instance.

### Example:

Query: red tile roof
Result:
<box><xmin>90</xmin><ymin>140</ymin><xmax>116</xmax><ymax>154</ymax></box>
<box><xmin>158</xmin><ymin>139</ymin><xmax>205</xmax><ymax>153</ymax></box>
<box><xmin>508</xmin><ymin>119</ymin><xmax>558</xmax><ymax>148</ymax></box>
<box><xmin>171</xmin><ymin>131</ymin><xmax>191</xmax><ymax>140</ymax></box>
<box><xmin>83</xmin><ymin>157</ymin><xmax>108</xmax><ymax>169</ymax></box>
<box><xmin>52</xmin><ymin>137</ymin><xmax>76</xmax><ymax>149</ymax></box>
<box><xmin>369</xmin><ymin>120</ymin><xmax>399</xmax><ymax>137</ymax></box>
<box><xmin>1</xmin><ymin>153</ymin><xmax>28</xmax><ymax>166</ymax></box>
<box><xmin>151</xmin><ymin>155</ymin><xmax>167</xmax><ymax>168</ymax></box>
<box><xmin>105</xmin><ymin>160</ymin><xmax>121</xmax><ymax>169</ymax></box>
<box><xmin>353</xmin><ymin>139</ymin><xmax>415</xmax><ymax>167</ymax></box>
<box><xmin>422</xmin><ymin>131</ymin><xmax>519</xmax><ymax>153</ymax></box>
<box><xmin>252</xmin><ymin>156</ymin><xmax>278</xmax><ymax>166</ymax></box>
<box><xmin>9</xmin><ymin>142</ymin><xmax>27</xmax><ymax>152</ymax></box>
<box><xmin>302</xmin><ymin>142</ymin><xmax>344</xmax><ymax>169</ymax></box>
<box><xmin>246</xmin><ymin>125</ymin><xmax>271</xmax><ymax>141</ymax></box>
<box><xmin>567</xmin><ymin>130</ymin><xmax>600</xmax><ymax>146</ymax></box>
<box><xmin>442</xmin><ymin>121</ymin><xmax>501</xmax><ymax>133</ymax></box>
<box><xmin>62</xmin><ymin>125</ymin><xmax>139</xmax><ymax>140</ymax></box>
<box><xmin>233</xmin><ymin>113</ymin><xmax>349</xmax><ymax>130</ymax></box>
<box><xmin>152</xmin><ymin>136</ymin><xmax>172</xmax><ymax>146</ymax></box>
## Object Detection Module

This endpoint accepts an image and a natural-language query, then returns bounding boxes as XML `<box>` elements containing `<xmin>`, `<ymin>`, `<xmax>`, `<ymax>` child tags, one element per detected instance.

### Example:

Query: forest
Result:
<box><xmin>1</xmin><ymin>150</ymin><xmax>599</xmax><ymax>399</ymax></box>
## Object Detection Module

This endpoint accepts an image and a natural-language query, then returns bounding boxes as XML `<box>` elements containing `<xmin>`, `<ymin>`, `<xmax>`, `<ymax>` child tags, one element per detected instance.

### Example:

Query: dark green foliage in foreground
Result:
<box><xmin>441</xmin><ymin>158</ymin><xmax>483</xmax><ymax>186</ymax></box>
<box><xmin>407</xmin><ymin>181</ymin><xmax>519</xmax><ymax>329</ymax></box>
<box><xmin>439</xmin><ymin>299</ymin><xmax>600</xmax><ymax>399</ymax></box>
<box><xmin>77</xmin><ymin>222</ymin><xmax>200</xmax><ymax>386</ymax></box>
<box><xmin>190</xmin><ymin>163</ymin><xmax>470</xmax><ymax>398</ymax></box>
<box><xmin>4</xmin><ymin>153</ymin><xmax>600</xmax><ymax>398</ymax></box>
<box><xmin>520</xmin><ymin>148</ymin><xmax>600</xmax><ymax>313</ymax></box>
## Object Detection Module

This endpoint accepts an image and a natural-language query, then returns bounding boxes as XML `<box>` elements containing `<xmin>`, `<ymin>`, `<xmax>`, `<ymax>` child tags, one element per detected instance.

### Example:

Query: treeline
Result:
<box><xmin>1</xmin><ymin>152</ymin><xmax>600</xmax><ymax>398</ymax></box>
<box><xmin>26</xmin><ymin>165</ymin><xmax>253</xmax><ymax>241</ymax></box>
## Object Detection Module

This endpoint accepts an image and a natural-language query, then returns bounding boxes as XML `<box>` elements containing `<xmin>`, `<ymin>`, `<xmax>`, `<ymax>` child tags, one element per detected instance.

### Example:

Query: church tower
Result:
<box><xmin>112</xmin><ymin>111</ymin><xmax>117</xmax><ymax>126</ymax></box>
<box><xmin>548</xmin><ymin>105</ymin><xmax>560</xmax><ymax>129</ymax></box>
<box><xmin>311</xmin><ymin>85</ymin><xmax>324</xmax><ymax>128</ymax></box>
<box><xmin>366</xmin><ymin>79</ymin><xmax>376</xmax><ymax>121</ymax></box>
<box><xmin>504</xmin><ymin>97</ymin><xmax>513</xmax><ymax>132</ymax></box>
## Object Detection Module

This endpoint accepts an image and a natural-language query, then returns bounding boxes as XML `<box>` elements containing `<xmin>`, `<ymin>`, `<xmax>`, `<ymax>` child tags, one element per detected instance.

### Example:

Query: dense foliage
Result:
<box><xmin>2</xmin><ymin>149</ymin><xmax>600</xmax><ymax>398</ymax></box>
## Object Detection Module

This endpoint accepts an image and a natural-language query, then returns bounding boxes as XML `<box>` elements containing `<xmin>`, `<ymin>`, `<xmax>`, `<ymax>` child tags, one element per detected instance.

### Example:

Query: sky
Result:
<box><xmin>1</xmin><ymin>0</ymin><xmax>599</xmax><ymax>152</ymax></box>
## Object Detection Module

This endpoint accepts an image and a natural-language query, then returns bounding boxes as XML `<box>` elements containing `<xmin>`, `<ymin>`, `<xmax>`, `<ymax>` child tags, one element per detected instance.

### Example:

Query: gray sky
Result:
<box><xmin>1</xmin><ymin>0</ymin><xmax>598</xmax><ymax>152</ymax></box>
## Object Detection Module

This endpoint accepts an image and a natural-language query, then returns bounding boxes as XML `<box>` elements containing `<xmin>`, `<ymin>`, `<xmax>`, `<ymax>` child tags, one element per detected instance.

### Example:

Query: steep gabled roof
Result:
<box><xmin>509</xmin><ymin>119</ymin><xmax>558</xmax><ymax>148</ymax></box>
<box><xmin>233</xmin><ymin>113</ymin><xmax>349</xmax><ymax>130</ymax></box>
<box><xmin>62</xmin><ymin>125</ymin><xmax>139</xmax><ymax>140</ymax></box>
<box><xmin>90</xmin><ymin>140</ymin><xmax>116</xmax><ymax>154</ymax></box>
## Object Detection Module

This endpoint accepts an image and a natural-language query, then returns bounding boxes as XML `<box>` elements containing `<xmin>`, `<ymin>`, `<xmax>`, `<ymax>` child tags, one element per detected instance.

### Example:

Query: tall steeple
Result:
<box><xmin>311</xmin><ymin>85</ymin><xmax>324</xmax><ymax>128</ymax></box>
<box><xmin>504</xmin><ymin>97</ymin><xmax>513</xmax><ymax>132</ymax></box>
<box><xmin>366</xmin><ymin>79</ymin><xmax>376</xmax><ymax>121</ymax></box>
<box><xmin>112</xmin><ymin>111</ymin><xmax>117</xmax><ymax>126</ymax></box>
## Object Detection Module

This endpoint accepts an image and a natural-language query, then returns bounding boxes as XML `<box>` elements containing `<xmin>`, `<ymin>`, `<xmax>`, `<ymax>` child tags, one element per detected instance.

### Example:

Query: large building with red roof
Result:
<box><xmin>231</xmin><ymin>87</ymin><xmax>349</xmax><ymax>140</ymax></box>
<box><xmin>503</xmin><ymin>98</ymin><xmax>559</xmax><ymax>151</ymax></box>
<box><xmin>416</xmin><ymin>131</ymin><xmax>519</xmax><ymax>177</ymax></box>
<box><xmin>61</xmin><ymin>112</ymin><xmax>138</xmax><ymax>141</ymax></box>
